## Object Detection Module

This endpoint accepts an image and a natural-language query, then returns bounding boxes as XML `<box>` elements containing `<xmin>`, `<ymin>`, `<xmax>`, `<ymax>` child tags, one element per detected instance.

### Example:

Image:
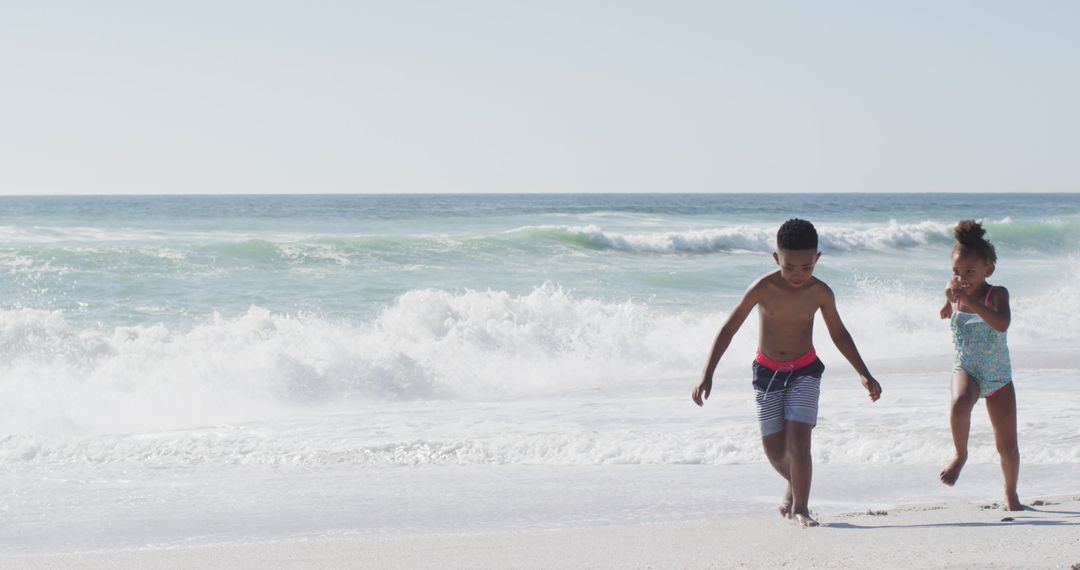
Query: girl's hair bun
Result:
<box><xmin>954</xmin><ymin>219</ymin><xmax>986</xmax><ymax>246</ymax></box>
<box><xmin>952</xmin><ymin>219</ymin><xmax>996</xmax><ymax>263</ymax></box>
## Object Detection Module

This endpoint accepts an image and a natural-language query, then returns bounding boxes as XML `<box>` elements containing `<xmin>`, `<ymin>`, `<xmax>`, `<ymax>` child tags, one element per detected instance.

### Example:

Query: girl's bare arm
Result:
<box><xmin>953</xmin><ymin>285</ymin><xmax>1011</xmax><ymax>332</ymax></box>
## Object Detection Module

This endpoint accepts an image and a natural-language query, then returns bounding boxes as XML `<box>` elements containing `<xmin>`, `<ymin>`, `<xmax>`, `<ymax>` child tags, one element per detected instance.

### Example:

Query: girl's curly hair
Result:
<box><xmin>953</xmin><ymin>219</ymin><xmax>997</xmax><ymax>264</ymax></box>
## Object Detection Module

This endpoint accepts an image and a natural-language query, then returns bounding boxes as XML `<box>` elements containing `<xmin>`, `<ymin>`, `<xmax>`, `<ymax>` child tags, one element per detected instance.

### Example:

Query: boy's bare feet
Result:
<box><xmin>779</xmin><ymin>487</ymin><xmax>793</xmax><ymax>519</ymax></box>
<box><xmin>793</xmin><ymin>513</ymin><xmax>819</xmax><ymax>527</ymax></box>
<box><xmin>939</xmin><ymin>454</ymin><xmax>967</xmax><ymax>486</ymax></box>
<box><xmin>1005</xmin><ymin>492</ymin><xmax>1024</xmax><ymax>511</ymax></box>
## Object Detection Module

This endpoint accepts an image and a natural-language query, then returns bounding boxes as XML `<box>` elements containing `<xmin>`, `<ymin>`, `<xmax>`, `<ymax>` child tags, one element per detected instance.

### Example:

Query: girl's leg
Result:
<box><xmin>986</xmin><ymin>382</ymin><xmax>1022</xmax><ymax>510</ymax></box>
<box><xmin>941</xmin><ymin>371</ymin><xmax>979</xmax><ymax>486</ymax></box>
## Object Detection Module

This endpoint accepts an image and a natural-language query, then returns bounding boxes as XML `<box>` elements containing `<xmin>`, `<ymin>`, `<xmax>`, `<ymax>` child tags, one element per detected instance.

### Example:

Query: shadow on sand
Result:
<box><xmin>826</xmin><ymin>507</ymin><xmax>1080</xmax><ymax>530</ymax></box>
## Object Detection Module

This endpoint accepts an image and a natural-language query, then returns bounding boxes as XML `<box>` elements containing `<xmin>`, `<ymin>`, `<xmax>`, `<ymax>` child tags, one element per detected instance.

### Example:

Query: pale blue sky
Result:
<box><xmin>1</xmin><ymin>1</ymin><xmax>1077</xmax><ymax>195</ymax></box>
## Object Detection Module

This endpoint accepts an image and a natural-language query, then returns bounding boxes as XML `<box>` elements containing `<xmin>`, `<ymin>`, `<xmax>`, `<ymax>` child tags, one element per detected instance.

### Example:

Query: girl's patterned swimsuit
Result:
<box><xmin>950</xmin><ymin>285</ymin><xmax>1012</xmax><ymax>398</ymax></box>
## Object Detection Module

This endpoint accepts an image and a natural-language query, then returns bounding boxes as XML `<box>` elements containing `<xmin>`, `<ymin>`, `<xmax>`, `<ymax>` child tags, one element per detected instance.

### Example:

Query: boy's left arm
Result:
<box><xmin>819</xmin><ymin>286</ymin><xmax>882</xmax><ymax>402</ymax></box>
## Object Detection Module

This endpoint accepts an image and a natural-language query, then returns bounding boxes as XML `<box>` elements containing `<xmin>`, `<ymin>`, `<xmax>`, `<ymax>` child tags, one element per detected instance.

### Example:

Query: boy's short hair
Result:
<box><xmin>777</xmin><ymin>218</ymin><xmax>818</xmax><ymax>251</ymax></box>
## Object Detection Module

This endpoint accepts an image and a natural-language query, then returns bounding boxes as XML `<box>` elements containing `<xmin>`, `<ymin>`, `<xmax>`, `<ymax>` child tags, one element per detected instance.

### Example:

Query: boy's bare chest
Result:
<box><xmin>758</xmin><ymin>297</ymin><xmax>819</xmax><ymax>321</ymax></box>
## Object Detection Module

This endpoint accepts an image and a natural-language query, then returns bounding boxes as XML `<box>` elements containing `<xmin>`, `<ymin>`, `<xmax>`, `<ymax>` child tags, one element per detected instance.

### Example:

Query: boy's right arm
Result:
<box><xmin>692</xmin><ymin>284</ymin><xmax>760</xmax><ymax>407</ymax></box>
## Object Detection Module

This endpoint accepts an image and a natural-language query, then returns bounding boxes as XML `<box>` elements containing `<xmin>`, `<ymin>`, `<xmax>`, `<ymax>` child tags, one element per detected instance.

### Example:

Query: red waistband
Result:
<box><xmin>755</xmin><ymin>348</ymin><xmax>817</xmax><ymax>371</ymax></box>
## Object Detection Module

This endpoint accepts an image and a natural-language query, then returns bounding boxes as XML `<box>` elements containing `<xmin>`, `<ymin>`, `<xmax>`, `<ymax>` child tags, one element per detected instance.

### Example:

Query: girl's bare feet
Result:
<box><xmin>940</xmin><ymin>454</ymin><xmax>967</xmax><ymax>486</ymax></box>
<box><xmin>793</xmin><ymin>513</ymin><xmax>819</xmax><ymax>527</ymax></box>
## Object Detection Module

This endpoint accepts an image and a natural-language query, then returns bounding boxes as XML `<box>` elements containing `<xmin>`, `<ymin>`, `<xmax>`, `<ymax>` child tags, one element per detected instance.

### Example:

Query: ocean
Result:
<box><xmin>1</xmin><ymin>193</ymin><xmax>1078</xmax><ymax>553</ymax></box>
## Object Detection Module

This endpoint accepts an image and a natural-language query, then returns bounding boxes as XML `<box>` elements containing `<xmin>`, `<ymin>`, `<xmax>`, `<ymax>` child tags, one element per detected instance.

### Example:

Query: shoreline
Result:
<box><xmin>4</xmin><ymin>494</ymin><xmax>1077</xmax><ymax>569</ymax></box>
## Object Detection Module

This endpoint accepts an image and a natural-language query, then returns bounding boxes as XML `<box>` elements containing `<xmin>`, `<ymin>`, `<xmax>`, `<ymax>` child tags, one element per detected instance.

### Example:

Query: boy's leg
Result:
<box><xmin>785</xmin><ymin>420</ymin><xmax>816</xmax><ymax>526</ymax></box>
<box><xmin>772</xmin><ymin>365</ymin><xmax>821</xmax><ymax>527</ymax></box>
<box><xmin>754</xmin><ymin>362</ymin><xmax>792</xmax><ymax>516</ymax></box>
<box><xmin>941</xmin><ymin>371</ymin><xmax>979</xmax><ymax>486</ymax></box>
<box><xmin>761</xmin><ymin>429</ymin><xmax>793</xmax><ymax>517</ymax></box>
<box><xmin>985</xmin><ymin>382</ymin><xmax>1022</xmax><ymax>510</ymax></box>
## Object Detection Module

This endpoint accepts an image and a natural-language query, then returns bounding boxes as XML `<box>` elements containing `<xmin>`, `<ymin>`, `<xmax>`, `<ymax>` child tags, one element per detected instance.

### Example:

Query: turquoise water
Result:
<box><xmin>3</xmin><ymin>193</ymin><xmax>1078</xmax><ymax>326</ymax></box>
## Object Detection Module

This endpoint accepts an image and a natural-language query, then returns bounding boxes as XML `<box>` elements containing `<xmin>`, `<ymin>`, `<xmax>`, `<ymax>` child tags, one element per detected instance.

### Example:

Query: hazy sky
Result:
<box><xmin>1</xmin><ymin>1</ymin><xmax>1077</xmax><ymax>195</ymax></box>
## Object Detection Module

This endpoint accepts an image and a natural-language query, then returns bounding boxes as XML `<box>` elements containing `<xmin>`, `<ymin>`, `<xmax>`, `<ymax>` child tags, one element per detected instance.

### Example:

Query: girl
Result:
<box><xmin>938</xmin><ymin>220</ymin><xmax>1022</xmax><ymax>510</ymax></box>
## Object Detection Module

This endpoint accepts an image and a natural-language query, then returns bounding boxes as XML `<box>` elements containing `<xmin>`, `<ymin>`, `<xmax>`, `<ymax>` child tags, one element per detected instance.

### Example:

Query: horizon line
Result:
<box><xmin>1</xmin><ymin>190</ymin><xmax>1078</xmax><ymax>198</ymax></box>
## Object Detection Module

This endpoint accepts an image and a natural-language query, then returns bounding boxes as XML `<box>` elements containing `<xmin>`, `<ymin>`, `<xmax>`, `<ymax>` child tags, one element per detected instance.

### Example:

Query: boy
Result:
<box><xmin>691</xmin><ymin>218</ymin><xmax>882</xmax><ymax>527</ymax></box>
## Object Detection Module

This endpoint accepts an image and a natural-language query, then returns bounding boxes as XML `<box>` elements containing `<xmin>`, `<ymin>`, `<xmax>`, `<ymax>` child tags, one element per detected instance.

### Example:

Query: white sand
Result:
<box><xmin>5</xmin><ymin>495</ymin><xmax>1077</xmax><ymax>569</ymax></box>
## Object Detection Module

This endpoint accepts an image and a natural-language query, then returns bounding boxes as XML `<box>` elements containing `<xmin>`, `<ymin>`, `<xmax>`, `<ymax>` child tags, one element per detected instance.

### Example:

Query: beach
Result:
<box><xmin>4</xmin><ymin>495</ymin><xmax>1078</xmax><ymax>569</ymax></box>
<box><xmin>2</xmin><ymin>194</ymin><xmax>1079</xmax><ymax>567</ymax></box>
<box><xmin>6</xmin><ymin>0</ymin><xmax>1080</xmax><ymax>564</ymax></box>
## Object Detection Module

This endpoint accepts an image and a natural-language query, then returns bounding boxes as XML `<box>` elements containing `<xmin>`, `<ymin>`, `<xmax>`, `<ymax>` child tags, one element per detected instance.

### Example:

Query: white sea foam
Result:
<box><xmin>3</xmin><ymin>359</ymin><xmax>1076</xmax><ymax>472</ymax></box>
<box><xmin>510</xmin><ymin>221</ymin><xmax>958</xmax><ymax>254</ymax></box>
<box><xmin>2</xmin><ymin>278</ymin><xmax>1078</xmax><ymax>437</ymax></box>
<box><xmin>0</xmin><ymin>286</ymin><xmax>720</xmax><ymax>434</ymax></box>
